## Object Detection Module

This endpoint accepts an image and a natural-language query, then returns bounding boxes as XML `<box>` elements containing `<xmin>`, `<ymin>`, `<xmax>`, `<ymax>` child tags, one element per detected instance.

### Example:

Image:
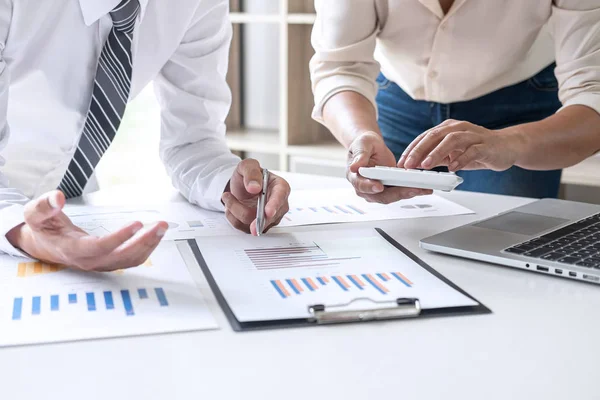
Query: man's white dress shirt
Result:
<box><xmin>0</xmin><ymin>0</ymin><xmax>241</xmax><ymax>256</ymax></box>
<box><xmin>310</xmin><ymin>0</ymin><xmax>600</xmax><ymax>122</ymax></box>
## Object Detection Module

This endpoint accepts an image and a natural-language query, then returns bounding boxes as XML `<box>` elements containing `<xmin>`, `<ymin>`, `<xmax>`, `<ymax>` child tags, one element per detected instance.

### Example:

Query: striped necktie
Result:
<box><xmin>58</xmin><ymin>0</ymin><xmax>140</xmax><ymax>198</ymax></box>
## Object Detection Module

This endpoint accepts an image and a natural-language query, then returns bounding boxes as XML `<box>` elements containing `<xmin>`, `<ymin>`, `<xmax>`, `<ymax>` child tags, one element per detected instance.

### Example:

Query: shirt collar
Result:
<box><xmin>79</xmin><ymin>0</ymin><xmax>149</xmax><ymax>26</ymax></box>
<box><xmin>418</xmin><ymin>0</ymin><xmax>467</xmax><ymax>20</ymax></box>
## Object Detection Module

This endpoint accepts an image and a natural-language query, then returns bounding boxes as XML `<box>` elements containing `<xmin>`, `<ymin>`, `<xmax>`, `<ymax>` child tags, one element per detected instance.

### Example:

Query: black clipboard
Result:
<box><xmin>188</xmin><ymin>228</ymin><xmax>490</xmax><ymax>331</ymax></box>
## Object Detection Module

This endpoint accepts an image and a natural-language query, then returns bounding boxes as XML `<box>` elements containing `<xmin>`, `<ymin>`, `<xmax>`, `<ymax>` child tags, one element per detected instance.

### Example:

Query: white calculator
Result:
<box><xmin>358</xmin><ymin>166</ymin><xmax>464</xmax><ymax>192</ymax></box>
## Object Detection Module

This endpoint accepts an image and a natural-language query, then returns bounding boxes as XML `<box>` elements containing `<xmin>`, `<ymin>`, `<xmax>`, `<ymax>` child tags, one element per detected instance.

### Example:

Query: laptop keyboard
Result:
<box><xmin>504</xmin><ymin>212</ymin><xmax>600</xmax><ymax>269</ymax></box>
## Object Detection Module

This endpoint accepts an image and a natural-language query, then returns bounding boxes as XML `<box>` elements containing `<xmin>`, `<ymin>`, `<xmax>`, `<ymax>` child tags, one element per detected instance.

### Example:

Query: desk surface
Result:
<box><xmin>2</xmin><ymin>173</ymin><xmax>598</xmax><ymax>400</ymax></box>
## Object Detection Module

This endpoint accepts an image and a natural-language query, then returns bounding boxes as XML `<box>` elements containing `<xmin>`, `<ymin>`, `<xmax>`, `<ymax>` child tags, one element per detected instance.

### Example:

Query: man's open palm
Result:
<box><xmin>6</xmin><ymin>191</ymin><xmax>168</xmax><ymax>271</ymax></box>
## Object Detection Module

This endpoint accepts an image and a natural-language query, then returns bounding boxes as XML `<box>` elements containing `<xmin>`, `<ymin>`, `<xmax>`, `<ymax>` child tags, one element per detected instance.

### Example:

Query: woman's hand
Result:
<box><xmin>398</xmin><ymin>119</ymin><xmax>525</xmax><ymax>172</ymax></box>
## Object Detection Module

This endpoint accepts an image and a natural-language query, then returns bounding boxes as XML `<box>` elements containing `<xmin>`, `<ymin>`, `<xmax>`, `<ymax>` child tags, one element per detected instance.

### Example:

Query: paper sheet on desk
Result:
<box><xmin>64</xmin><ymin>202</ymin><xmax>236</xmax><ymax>240</ymax></box>
<box><xmin>0</xmin><ymin>242</ymin><xmax>218</xmax><ymax>347</ymax></box>
<box><xmin>196</xmin><ymin>228</ymin><xmax>477</xmax><ymax>323</ymax></box>
<box><xmin>276</xmin><ymin>188</ymin><xmax>474</xmax><ymax>228</ymax></box>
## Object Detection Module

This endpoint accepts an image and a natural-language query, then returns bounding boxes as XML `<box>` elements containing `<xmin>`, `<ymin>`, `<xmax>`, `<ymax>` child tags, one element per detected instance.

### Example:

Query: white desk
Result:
<box><xmin>2</xmin><ymin>172</ymin><xmax>599</xmax><ymax>400</ymax></box>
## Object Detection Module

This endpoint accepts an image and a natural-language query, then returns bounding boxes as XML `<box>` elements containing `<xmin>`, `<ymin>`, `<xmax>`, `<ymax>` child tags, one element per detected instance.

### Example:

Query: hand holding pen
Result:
<box><xmin>221</xmin><ymin>159</ymin><xmax>291</xmax><ymax>236</ymax></box>
<box><xmin>256</xmin><ymin>169</ymin><xmax>270</xmax><ymax>236</ymax></box>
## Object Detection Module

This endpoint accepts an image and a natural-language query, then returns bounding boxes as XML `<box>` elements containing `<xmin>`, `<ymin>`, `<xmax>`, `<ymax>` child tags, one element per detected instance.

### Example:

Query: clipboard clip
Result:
<box><xmin>308</xmin><ymin>297</ymin><xmax>421</xmax><ymax>324</ymax></box>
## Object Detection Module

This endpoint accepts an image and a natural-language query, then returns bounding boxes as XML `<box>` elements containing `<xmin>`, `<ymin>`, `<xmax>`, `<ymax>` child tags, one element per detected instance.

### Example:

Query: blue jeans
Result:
<box><xmin>376</xmin><ymin>63</ymin><xmax>562</xmax><ymax>198</ymax></box>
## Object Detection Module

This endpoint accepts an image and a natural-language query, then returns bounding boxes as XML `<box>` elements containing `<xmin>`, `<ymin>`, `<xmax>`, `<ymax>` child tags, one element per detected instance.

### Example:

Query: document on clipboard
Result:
<box><xmin>191</xmin><ymin>228</ymin><xmax>489</xmax><ymax>331</ymax></box>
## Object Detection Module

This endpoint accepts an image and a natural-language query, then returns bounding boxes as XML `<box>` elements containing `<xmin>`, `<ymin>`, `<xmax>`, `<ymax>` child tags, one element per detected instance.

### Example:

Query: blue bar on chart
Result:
<box><xmin>362</xmin><ymin>274</ymin><xmax>388</xmax><ymax>295</ymax></box>
<box><xmin>332</xmin><ymin>276</ymin><xmax>349</xmax><ymax>291</ymax></box>
<box><xmin>138</xmin><ymin>288</ymin><xmax>148</xmax><ymax>299</ymax></box>
<box><xmin>377</xmin><ymin>273</ymin><xmax>388</xmax><ymax>282</ymax></box>
<box><xmin>120</xmin><ymin>290</ymin><xmax>135</xmax><ymax>316</ymax></box>
<box><xmin>103</xmin><ymin>291</ymin><xmax>115</xmax><ymax>310</ymax></box>
<box><xmin>346</xmin><ymin>205</ymin><xmax>366</xmax><ymax>215</ymax></box>
<box><xmin>271</xmin><ymin>280</ymin><xmax>287</xmax><ymax>299</ymax></box>
<box><xmin>309</xmin><ymin>207</ymin><xmax>318</xmax><ymax>212</ymax></box>
<box><xmin>317</xmin><ymin>277</ymin><xmax>326</xmax><ymax>285</ymax></box>
<box><xmin>301</xmin><ymin>278</ymin><xmax>316</xmax><ymax>291</ymax></box>
<box><xmin>322</xmin><ymin>207</ymin><xmax>335</xmax><ymax>214</ymax></box>
<box><xmin>86</xmin><ymin>292</ymin><xmax>96</xmax><ymax>311</ymax></box>
<box><xmin>347</xmin><ymin>275</ymin><xmax>365</xmax><ymax>290</ymax></box>
<box><xmin>68</xmin><ymin>293</ymin><xmax>77</xmax><ymax>304</ymax></box>
<box><xmin>392</xmin><ymin>272</ymin><xmax>413</xmax><ymax>288</ymax></box>
<box><xmin>154</xmin><ymin>288</ymin><xmax>169</xmax><ymax>307</ymax></box>
<box><xmin>12</xmin><ymin>297</ymin><xmax>22</xmax><ymax>321</ymax></box>
<box><xmin>32</xmin><ymin>296</ymin><xmax>41</xmax><ymax>315</ymax></box>
<box><xmin>286</xmin><ymin>279</ymin><xmax>301</xmax><ymax>295</ymax></box>
<box><xmin>50</xmin><ymin>295</ymin><xmax>59</xmax><ymax>311</ymax></box>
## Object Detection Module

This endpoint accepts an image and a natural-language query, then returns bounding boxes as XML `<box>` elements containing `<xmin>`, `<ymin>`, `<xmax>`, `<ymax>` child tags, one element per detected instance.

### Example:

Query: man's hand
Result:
<box><xmin>221</xmin><ymin>159</ymin><xmax>291</xmax><ymax>235</ymax></box>
<box><xmin>6</xmin><ymin>191</ymin><xmax>168</xmax><ymax>271</ymax></box>
<box><xmin>348</xmin><ymin>132</ymin><xmax>432</xmax><ymax>204</ymax></box>
<box><xmin>398</xmin><ymin>119</ymin><xmax>524</xmax><ymax>172</ymax></box>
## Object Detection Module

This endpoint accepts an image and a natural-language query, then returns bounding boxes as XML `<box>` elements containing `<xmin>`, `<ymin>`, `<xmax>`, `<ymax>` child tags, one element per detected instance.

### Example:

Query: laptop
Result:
<box><xmin>420</xmin><ymin>199</ymin><xmax>600</xmax><ymax>284</ymax></box>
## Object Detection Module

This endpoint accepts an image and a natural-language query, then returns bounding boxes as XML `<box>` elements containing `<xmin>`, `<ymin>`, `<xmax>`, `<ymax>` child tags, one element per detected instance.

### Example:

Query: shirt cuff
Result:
<box><xmin>558</xmin><ymin>93</ymin><xmax>600</xmax><ymax>117</ymax></box>
<box><xmin>0</xmin><ymin>204</ymin><xmax>29</xmax><ymax>258</ymax></box>
<box><xmin>195</xmin><ymin>162</ymin><xmax>239</xmax><ymax>212</ymax></box>
<box><xmin>311</xmin><ymin>74</ymin><xmax>379</xmax><ymax>124</ymax></box>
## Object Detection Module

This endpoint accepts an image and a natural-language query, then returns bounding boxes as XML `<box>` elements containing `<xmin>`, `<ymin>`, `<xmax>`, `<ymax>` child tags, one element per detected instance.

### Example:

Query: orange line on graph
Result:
<box><xmin>306</xmin><ymin>278</ymin><xmax>318</xmax><ymax>290</ymax></box>
<box><xmin>275</xmin><ymin>280</ymin><xmax>291</xmax><ymax>297</ymax></box>
<box><xmin>367</xmin><ymin>274</ymin><xmax>389</xmax><ymax>293</ymax></box>
<box><xmin>291</xmin><ymin>279</ymin><xmax>304</xmax><ymax>292</ymax></box>
<box><xmin>395</xmin><ymin>272</ymin><xmax>413</xmax><ymax>285</ymax></box>
<box><xmin>337</xmin><ymin>276</ymin><xmax>350</xmax><ymax>289</ymax></box>
<box><xmin>351</xmin><ymin>274</ymin><xmax>365</xmax><ymax>287</ymax></box>
<box><xmin>381</xmin><ymin>273</ymin><xmax>391</xmax><ymax>281</ymax></box>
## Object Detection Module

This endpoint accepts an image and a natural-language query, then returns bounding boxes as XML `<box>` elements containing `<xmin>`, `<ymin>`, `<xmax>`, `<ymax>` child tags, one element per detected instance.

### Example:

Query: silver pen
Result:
<box><xmin>256</xmin><ymin>169</ymin><xmax>269</xmax><ymax>236</ymax></box>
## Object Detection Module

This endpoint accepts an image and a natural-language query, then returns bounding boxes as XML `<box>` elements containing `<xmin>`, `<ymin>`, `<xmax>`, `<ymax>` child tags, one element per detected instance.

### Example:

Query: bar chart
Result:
<box><xmin>17</xmin><ymin>262</ymin><xmax>67</xmax><ymax>278</ymax></box>
<box><xmin>243</xmin><ymin>243</ymin><xmax>361</xmax><ymax>270</ymax></box>
<box><xmin>10</xmin><ymin>287</ymin><xmax>170</xmax><ymax>321</ymax></box>
<box><xmin>285</xmin><ymin>198</ymin><xmax>442</xmax><ymax>220</ymax></box>
<box><xmin>270</xmin><ymin>271</ymin><xmax>413</xmax><ymax>299</ymax></box>
<box><xmin>287</xmin><ymin>204</ymin><xmax>367</xmax><ymax>219</ymax></box>
<box><xmin>278</xmin><ymin>188</ymin><xmax>474</xmax><ymax>228</ymax></box>
<box><xmin>0</xmin><ymin>241</ymin><xmax>220</xmax><ymax>347</ymax></box>
<box><xmin>18</xmin><ymin>259</ymin><xmax>152</xmax><ymax>278</ymax></box>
